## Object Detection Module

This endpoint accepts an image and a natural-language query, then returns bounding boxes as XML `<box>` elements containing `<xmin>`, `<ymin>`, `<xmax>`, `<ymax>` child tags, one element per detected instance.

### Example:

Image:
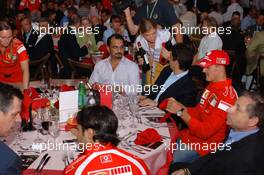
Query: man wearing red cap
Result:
<box><xmin>166</xmin><ymin>50</ymin><xmax>238</xmax><ymax>163</ymax></box>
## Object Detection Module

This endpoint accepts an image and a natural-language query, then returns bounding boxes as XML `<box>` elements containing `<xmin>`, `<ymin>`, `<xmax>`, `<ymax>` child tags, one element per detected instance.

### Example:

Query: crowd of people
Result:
<box><xmin>0</xmin><ymin>0</ymin><xmax>264</xmax><ymax>174</ymax></box>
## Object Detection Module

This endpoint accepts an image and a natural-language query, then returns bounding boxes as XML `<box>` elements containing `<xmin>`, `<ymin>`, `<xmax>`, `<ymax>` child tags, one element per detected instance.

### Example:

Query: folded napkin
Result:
<box><xmin>20</xmin><ymin>89</ymin><xmax>33</xmax><ymax>122</ymax></box>
<box><xmin>134</xmin><ymin>128</ymin><xmax>162</xmax><ymax>145</ymax></box>
<box><xmin>31</xmin><ymin>98</ymin><xmax>50</xmax><ymax>111</ymax></box>
<box><xmin>65</xmin><ymin>117</ymin><xmax>77</xmax><ymax>131</ymax></box>
<box><xmin>98</xmin><ymin>44</ymin><xmax>109</xmax><ymax>59</ymax></box>
<box><xmin>92</xmin><ymin>83</ymin><xmax>112</xmax><ymax>109</ymax></box>
<box><xmin>60</xmin><ymin>84</ymin><xmax>75</xmax><ymax>92</ymax></box>
<box><xmin>159</xmin><ymin>98</ymin><xmax>168</xmax><ymax>110</ymax></box>
<box><xmin>82</xmin><ymin>58</ymin><xmax>94</xmax><ymax>65</ymax></box>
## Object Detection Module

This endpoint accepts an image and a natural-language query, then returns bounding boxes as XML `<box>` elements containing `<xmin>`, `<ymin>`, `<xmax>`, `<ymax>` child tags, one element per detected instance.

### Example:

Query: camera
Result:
<box><xmin>112</xmin><ymin>0</ymin><xmax>135</xmax><ymax>16</ymax></box>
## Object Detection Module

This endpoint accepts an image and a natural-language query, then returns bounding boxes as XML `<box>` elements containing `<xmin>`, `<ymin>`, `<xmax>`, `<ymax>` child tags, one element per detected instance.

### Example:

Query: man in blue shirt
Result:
<box><xmin>169</xmin><ymin>91</ymin><xmax>264</xmax><ymax>175</ymax></box>
<box><xmin>0</xmin><ymin>83</ymin><xmax>23</xmax><ymax>175</ymax></box>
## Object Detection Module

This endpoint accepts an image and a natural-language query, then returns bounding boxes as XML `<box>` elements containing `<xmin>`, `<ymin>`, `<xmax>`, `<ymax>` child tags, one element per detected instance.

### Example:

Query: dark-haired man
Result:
<box><xmin>63</xmin><ymin>105</ymin><xmax>150</xmax><ymax>175</ymax></box>
<box><xmin>0</xmin><ymin>83</ymin><xmax>23</xmax><ymax>174</ymax></box>
<box><xmin>89</xmin><ymin>34</ymin><xmax>139</xmax><ymax>94</ymax></box>
<box><xmin>169</xmin><ymin>91</ymin><xmax>264</xmax><ymax>175</ymax></box>
<box><xmin>139</xmin><ymin>44</ymin><xmax>197</xmax><ymax>108</ymax></box>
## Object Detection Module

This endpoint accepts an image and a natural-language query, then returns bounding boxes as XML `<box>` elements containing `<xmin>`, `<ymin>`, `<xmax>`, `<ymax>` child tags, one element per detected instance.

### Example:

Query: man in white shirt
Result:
<box><xmin>223</xmin><ymin>0</ymin><xmax>244</xmax><ymax>22</ymax></box>
<box><xmin>89</xmin><ymin>34</ymin><xmax>139</xmax><ymax>94</ymax></box>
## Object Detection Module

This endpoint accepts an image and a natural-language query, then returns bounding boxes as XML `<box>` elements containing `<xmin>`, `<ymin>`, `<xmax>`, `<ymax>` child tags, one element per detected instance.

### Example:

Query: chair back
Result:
<box><xmin>68</xmin><ymin>59</ymin><xmax>94</xmax><ymax>79</ymax></box>
<box><xmin>29</xmin><ymin>53</ymin><xmax>50</xmax><ymax>80</ymax></box>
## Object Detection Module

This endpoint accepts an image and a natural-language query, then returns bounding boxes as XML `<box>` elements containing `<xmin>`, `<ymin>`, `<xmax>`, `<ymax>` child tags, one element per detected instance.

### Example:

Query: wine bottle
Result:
<box><xmin>160</xmin><ymin>40</ymin><xmax>172</xmax><ymax>65</ymax></box>
<box><xmin>136</xmin><ymin>42</ymin><xmax>150</xmax><ymax>73</ymax></box>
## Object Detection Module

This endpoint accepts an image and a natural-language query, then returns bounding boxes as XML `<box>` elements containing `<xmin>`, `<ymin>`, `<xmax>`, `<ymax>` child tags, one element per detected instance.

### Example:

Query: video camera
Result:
<box><xmin>112</xmin><ymin>0</ymin><xmax>136</xmax><ymax>16</ymax></box>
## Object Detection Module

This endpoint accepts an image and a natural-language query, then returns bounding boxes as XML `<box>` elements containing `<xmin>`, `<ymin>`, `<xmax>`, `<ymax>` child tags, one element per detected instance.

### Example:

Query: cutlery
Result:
<box><xmin>62</xmin><ymin>153</ymin><xmax>69</xmax><ymax>167</ymax></box>
<box><xmin>38</xmin><ymin>156</ymin><xmax>51</xmax><ymax>173</ymax></box>
<box><xmin>35</xmin><ymin>153</ymin><xmax>49</xmax><ymax>172</ymax></box>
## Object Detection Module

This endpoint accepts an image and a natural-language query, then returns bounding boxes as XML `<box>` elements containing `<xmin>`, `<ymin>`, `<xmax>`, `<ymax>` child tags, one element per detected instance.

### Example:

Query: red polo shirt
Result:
<box><xmin>180</xmin><ymin>79</ymin><xmax>238</xmax><ymax>156</ymax></box>
<box><xmin>0</xmin><ymin>38</ymin><xmax>29</xmax><ymax>83</ymax></box>
<box><xmin>63</xmin><ymin>143</ymin><xmax>151</xmax><ymax>175</ymax></box>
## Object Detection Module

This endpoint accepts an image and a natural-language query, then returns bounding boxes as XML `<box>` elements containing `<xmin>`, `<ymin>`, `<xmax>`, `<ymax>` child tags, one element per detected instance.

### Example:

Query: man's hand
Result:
<box><xmin>171</xmin><ymin>169</ymin><xmax>185</xmax><ymax>175</ymax></box>
<box><xmin>161</xmin><ymin>47</ymin><xmax>171</xmax><ymax>60</ymax></box>
<box><xmin>123</xmin><ymin>7</ymin><xmax>130</xmax><ymax>15</ymax></box>
<box><xmin>138</xmin><ymin>57</ymin><xmax>144</xmax><ymax>65</ymax></box>
<box><xmin>139</xmin><ymin>98</ymin><xmax>157</xmax><ymax>107</ymax></box>
<box><xmin>166</xmin><ymin>97</ymin><xmax>184</xmax><ymax>114</ymax></box>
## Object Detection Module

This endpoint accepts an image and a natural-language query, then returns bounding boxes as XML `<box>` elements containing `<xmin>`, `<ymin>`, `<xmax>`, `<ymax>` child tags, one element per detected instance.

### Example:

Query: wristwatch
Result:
<box><xmin>176</xmin><ymin>108</ymin><xmax>184</xmax><ymax>117</ymax></box>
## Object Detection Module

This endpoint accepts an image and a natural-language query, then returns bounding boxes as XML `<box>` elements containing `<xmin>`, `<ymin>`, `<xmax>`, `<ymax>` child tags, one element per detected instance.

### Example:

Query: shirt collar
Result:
<box><xmin>172</xmin><ymin>70</ymin><xmax>189</xmax><ymax>77</ymax></box>
<box><xmin>228</xmin><ymin>128</ymin><xmax>259</xmax><ymax>143</ymax></box>
<box><xmin>208</xmin><ymin>78</ymin><xmax>232</xmax><ymax>89</ymax></box>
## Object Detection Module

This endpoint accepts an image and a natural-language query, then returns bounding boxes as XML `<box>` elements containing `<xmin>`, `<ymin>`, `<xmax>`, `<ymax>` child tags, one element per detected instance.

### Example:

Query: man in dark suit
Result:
<box><xmin>21</xmin><ymin>17</ymin><xmax>38</xmax><ymax>53</ymax></box>
<box><xmin>169</xmin><ymin>91</ymin><xmax>264</xmax><ymax>175</ymax></box>
<box><xmin>58</xmin><ymin>15</ymin><xmax>88</xmax><ymax>78</ymax></box>
<box><xmin>139</xmin><ymin>44</ymin><xmax>197</xmax><ymax>107</ymax></box>
<box><xmin>29</xmin><ymin>17</ymin><xmax>54</xmax><ymax>61</ymax></box>
<box><xmin>139</xmin><ymin>44</ymin><xmax>197</xmax><ymax>129</ymax></box>
<box><xmin>0</xmin><ymin>83</ymin><xmax>23</xmax><ymax>175</ymax></box>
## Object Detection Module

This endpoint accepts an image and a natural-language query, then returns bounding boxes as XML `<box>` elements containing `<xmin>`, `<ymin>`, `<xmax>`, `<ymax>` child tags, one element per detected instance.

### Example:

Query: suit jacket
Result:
<box><xmin>29</xmin><ymin>34</ymin><xmax>54</xmax><ymax>61</ymax></box>
<box><xmin>0</xmin><ymin>140</ymin><xmax>22</xmax><ymax>175</ymax></box>
<box><xmin>148</xmin><ymin>66</ymin><xmax>197</xmax><ymax>107</ymax></box>
<box><xmin>58</xmin><ymin>27</ymin><xmax>88</xmax><ymax>78</ymax></box>
<box><xmin>22</xmin><ymin>29</ymin><xmax>38</xmax><ymax>54</ymax></box>
<box><xmin>169</xmin><ymin>130</ymin><xmax>264</xmax><ymax>175</ymax></box>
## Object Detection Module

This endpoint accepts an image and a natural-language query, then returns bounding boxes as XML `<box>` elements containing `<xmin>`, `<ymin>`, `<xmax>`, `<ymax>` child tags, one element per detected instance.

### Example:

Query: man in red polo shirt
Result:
<box><xmin>166</xmin><ymin>50</ymin><xmax>238</xmax><ymax>163</ymax></box>
<box><xmin>0</xmin><ymin>21</ymin><xmax>29</xmax><ymax>90</ymax></box>
<box><xmin>63</xmin><ymin>106</ymin><xmax>150</xmax><ymax>175</ymax></box>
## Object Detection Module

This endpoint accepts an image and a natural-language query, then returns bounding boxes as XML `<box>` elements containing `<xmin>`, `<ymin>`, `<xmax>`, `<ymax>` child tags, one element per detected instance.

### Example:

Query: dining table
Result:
<box><xmin>2</xmin><ymin>80</ymin><xmax>176</xmax><ymax>175</ymax></box>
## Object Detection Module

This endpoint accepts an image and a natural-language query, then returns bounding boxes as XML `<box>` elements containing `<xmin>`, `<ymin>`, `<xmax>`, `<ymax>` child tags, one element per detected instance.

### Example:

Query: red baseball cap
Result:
<box><xmin>196</xmin><ymin>50</ymin><xmax>230</xmax><ymax>68</ymax></box>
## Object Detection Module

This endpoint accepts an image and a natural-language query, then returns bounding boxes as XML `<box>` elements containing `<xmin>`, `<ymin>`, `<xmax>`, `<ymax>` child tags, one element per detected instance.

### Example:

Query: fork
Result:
<box><xmin>62</xmin><ymin>152</ymin><xmax>69</xmax><ymax>167</ymax></box>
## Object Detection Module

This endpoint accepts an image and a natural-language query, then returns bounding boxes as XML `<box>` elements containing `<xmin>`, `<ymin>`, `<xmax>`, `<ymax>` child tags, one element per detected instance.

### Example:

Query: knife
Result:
<box><xmin>38</xmin><ymin>156</ymin><xmax>51</xmax><ymax>173</ymax></box>
<box><xmin>35</xmin><ymin>153</ymin><xmax>49</xmax><ymax>172</ymax></box>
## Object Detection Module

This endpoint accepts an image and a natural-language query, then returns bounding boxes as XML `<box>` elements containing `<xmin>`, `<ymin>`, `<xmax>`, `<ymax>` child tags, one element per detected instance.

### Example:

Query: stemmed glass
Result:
<box><xmin>128</xmin><ymin>94</ymin><xmax>139</xmax><ymax>128</ymax></box>
<box><xmin>33</xmin><ymin>108</ymin><xmax>45</xmax><ymax>144</ymax></box>
<box><xmin>115</xmin><ymin>94</ymin><xmax>129</xmax><ymax>130</ymax></box>
<box><xmin>48</xmin><ymin>118</ymin><xmax>60</xmax><ymax>146</ymax></box>
<box><xmin>39</xmin><ymin>79</ymin><xmax>48</xmax><ymax>97</ymax></box>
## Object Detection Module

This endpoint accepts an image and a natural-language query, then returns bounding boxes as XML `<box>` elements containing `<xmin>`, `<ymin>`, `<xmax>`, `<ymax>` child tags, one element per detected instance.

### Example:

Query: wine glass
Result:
<box><xmin>39</xmin><ymin>79</ymin><xmax>48</xmax><ymax>97</ymax></box>
<box><xmin>49</xmin><ymin>120</ymin><xmax>60</xmax><ymax>145</ymax></box>
<box><xmin>33</xmin><ymin>108</ymin><xmax>44</xmax><ymax>144</ymax></box>
<box><xmin>128</xmin><ymin>94</ymin><xmax>139</xmax><ymax>128</ymax></box>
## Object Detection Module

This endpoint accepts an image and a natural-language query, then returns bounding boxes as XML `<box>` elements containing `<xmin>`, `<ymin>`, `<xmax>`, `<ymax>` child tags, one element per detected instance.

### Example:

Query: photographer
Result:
<box><xmin>123</xmin><ymin>0</ymin><xmax>179</xmax><ymax>35</ymax></box>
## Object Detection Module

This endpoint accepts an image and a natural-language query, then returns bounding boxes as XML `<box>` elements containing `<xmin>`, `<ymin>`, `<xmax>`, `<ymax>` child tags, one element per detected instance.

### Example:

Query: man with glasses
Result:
<box><xmin>89</xmin><ymin>34</ymin><xmax>139</xmax><ymax>94</ymax></box>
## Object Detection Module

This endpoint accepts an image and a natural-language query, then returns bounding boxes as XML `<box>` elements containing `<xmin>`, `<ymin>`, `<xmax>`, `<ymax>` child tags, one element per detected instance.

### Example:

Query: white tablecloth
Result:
<box><xmin>6</xmin><ymin>107</ymin><xmax>171</xmax><ymax>175</ymax></box>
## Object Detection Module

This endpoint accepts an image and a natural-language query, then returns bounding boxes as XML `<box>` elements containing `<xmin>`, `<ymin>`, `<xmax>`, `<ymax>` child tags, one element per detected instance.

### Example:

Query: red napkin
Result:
<box><xmin>31</xmin><ymin>98</ymin><xmax>50</xmax><ymax>111</ymax></box>
<box><xmin>54</xmin><ymin>100</ymin><xmax>59</xmax><ymax>109</ymax></box>
<box><xmin>159</xmin><ymin>98</ymin><xmax>168</xmax><ymax>110</ymax></box>
<box><xmin>60</xmin><ymin>84</ymin><xmax>75</xmax><ymax>92</ymax></box>
<box><xmin>125</xmin><ymin>54</ymin><xmax>133</xmax><ymax>61</ymax></box>
<box><xmin>134</xmin><ymin>128</ymin><xmax>162</xmax><ymax>145</ymax></box>
<box><xmin>82</xmin><ymin>58</ymin><xmax>94</xmax><ymax>65</ymax></box>
<box><xmin>98</xmin><ymin>44</ymin><xmax>109</xmax><ymax>59</ymax></box>
<box><xmin>92</xmin><ymin>83</ymin><xmax>112</xmax><ymax>109</ymax></box>
<box><xmin>28</xmin><ymin>87</ymin><xmax>40</xmax><ymax>99</ymax></box>
<box><xmin>20</xmin><ymin>89</ymin><xmax>33</xmax><ymax>122</ymax></box>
